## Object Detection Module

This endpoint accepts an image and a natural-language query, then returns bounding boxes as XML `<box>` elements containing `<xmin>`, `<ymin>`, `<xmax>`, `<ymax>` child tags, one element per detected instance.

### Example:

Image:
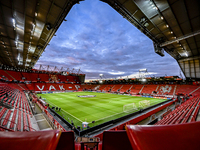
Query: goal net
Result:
<box><xmin>138</xmin><ymin>100</ymin><xmax>150</xmax><ymax>109</ymax></box>
<box><xmin>123</xmin><ymin>103</ymin><xmax>138</xmax><ymax>113</ymax></box>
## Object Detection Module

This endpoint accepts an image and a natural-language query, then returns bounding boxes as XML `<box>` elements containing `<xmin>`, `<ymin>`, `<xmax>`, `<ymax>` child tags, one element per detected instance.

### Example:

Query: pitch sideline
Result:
<box><xmin>46</xmin><ymin>100</ymin><xmax>83</xmax><ymax>122</ymax></box>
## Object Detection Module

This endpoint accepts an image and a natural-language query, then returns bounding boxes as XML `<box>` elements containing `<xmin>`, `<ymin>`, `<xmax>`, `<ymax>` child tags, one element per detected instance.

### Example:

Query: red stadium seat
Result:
<box><xmin>39</xmin><ymin>73</ymin><xmax>50</xmax><ymax>81</ymax></box>
<box><xmin>102</xmin><ymin>130</ymin><xmax>132</xmax><ymax>150</ymax></box>
<box><xmin>0</xmin><ymin>130</ymin><xmax>61</xmax><ymax>150</ymax></box>
<box><xmin>126</xmin><ymin>122</ymin><xmax>200</xmax><ymax>150</ymax></box>
<box><xmin>6</xmin><ymin>70</ymin><xmax>22</xmax><ymax>81</ymax></box>
<box><xmin>56</xmin><ymin>131</ymin><xmax>75</xmax><ymax>150</ymax></box>
<box><xmin>120</xmin><ymin>84</ymin><xmax>132</xmax><ymax>93</ymax></box>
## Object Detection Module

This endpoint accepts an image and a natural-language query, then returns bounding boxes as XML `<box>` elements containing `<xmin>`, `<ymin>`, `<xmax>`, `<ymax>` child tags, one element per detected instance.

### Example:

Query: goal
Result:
<box><xmin>138</xmin><ymin>100</ymin><xmax>150</xmax><ymax>109</ymax></box>
<box><xmin>123</xmin><ymin>103</ymin><xmax>138</xmax><ymax>113</ymax></box>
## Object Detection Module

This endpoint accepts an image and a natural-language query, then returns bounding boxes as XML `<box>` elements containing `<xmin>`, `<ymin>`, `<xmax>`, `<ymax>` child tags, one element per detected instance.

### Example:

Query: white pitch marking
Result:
<box><xmin>46</xmin><ymin>100</ymin><xmax>83</xmax><ymax>122</ymax></box>
<box><xmin>88</xmin><ymin>111</ymin><xmax>125</xmax><ymax>124</ymax></box>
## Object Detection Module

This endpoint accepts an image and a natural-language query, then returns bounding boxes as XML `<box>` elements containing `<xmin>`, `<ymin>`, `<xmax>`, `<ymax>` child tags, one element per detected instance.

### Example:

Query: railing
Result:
<box><xmin>49</xmin><ymin>99</ymin><xmax>173</xmax><ymax>137</ymax></box>
<box><xmin>0</xmin><ymin>125</ymin><xmax>14</xmax><ymax>131</ymax></box>
<box><xmin>36</xmin><ymin>101</ymin><xmax>66</xmax><ymax>131</ymax></box>
<box><xmin>23</xmin><ymin>125</ymin><xmax>37</xmax><ymax>131</ymax></box>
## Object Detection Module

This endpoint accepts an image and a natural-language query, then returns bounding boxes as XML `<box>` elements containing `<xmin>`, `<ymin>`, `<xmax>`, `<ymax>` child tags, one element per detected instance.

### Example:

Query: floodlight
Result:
<box><xmin>139</xmin><ymin>69</ymin><xmax>147</xmax><ymax>72</ymax></box>
<box><xmin>142</xmin><ymin>78</ymin><xmax>146</xmax><ymax>82</ymax></box>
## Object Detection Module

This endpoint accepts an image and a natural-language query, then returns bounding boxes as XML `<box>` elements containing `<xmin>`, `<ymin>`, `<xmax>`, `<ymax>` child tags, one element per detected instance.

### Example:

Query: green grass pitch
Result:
<box><xmin>37</xmin><ymin>92</ymin><xmax>166</xmax><ymax>127</ymax></box>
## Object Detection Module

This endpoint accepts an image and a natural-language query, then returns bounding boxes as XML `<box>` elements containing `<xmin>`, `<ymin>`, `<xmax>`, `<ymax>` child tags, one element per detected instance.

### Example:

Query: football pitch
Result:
<box><xmin>37</xmin><ymin>92</ymin><xmax>166</xmax><ymax>127</ymax></box>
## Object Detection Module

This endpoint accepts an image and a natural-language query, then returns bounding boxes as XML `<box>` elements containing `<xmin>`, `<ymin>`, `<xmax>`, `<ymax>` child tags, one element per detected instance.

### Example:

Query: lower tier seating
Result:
<box><xmin>155</xmin><ymin>97</ymin><xmax>200</xmax><ymax>125</ymax></box>
<box><xmin>126</xmin><ymin>122</ymin><xmax>200</xmax><ymax>150</ymax></box>
<box><xmin>0</xmin><ymin>130</ymin><xmax>61</xmax><ymax>150</ymax></box>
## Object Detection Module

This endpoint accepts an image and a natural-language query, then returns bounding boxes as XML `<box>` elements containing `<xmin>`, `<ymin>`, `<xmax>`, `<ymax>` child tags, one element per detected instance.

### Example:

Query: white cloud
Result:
<box><xmin>119</xmin><ymin>72</ymin><xmax>158</xmax><ymax>79</ymax></box>
<box><xmin>108</xmin><ymin>71</ymin><xmax>125</xmax><ymax>75</ymax></box>
<box><xmin>36</xmin><ymin>0</ymin><xmax>180</xmax><ymax>80</ymax></box>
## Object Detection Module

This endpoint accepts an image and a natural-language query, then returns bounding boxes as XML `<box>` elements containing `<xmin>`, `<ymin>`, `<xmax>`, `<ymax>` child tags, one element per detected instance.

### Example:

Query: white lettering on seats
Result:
<box><xmin>36</xmin><ymin>85</ymin><xmax>45</xmax><ymax>91</ymax></box>
<box><xmin>75</xmin><ymin>85</ymin><xmax>80</xmax><ymax>90</ymax></box>
<box><xmin>59</xmin><ymin>85</ymin><xmax>65</xmax><ymax>90</ymax></box>
<box><xmin>49</xmin><ymin>85</ymin><xmax>56</xmax><ymax>91</ymax></box>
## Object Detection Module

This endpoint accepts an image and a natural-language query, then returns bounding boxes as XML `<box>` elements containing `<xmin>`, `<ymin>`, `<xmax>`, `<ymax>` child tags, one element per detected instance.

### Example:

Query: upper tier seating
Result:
<box><xmin>67</xmin><ymin>76</ymin><xmax>74</xmax><ymax>82</ymax></box>
<box><xmin>39</xmin><ymin>73</ymin><xmax>50</xmax><ymax>81</ymax></box>
<box><xmin>0</xmin><ymin>69</ymin><xmax>81</xmax><ymax>83</ymax></box>
<box><xmin>0</xmin><ymin>70</ymin><xmax>13</xmax><ymax>80</ymax></box>
<box><xmin>111</xmin><ymin>84</ymin><xmax>123</xmax><ymax>92</ymax></box>
<box><xmin>57</xmin><ymin>74</ymin><xmax>67</xmax><ymax>82</ymax></box>
<box><xmin>129</xmin><ymin>85</ymin><xmax>143</xmax><ymax>94</ymax></box>
<box><xmin>141</xmin><ymin>84</ymin><xmax>158</xmax><ymax>94</ymax></box>
<box><xmin>98</xmin><ymin>85</ymin><xmax>108</xmax><ymax>91</ymax></box>
<box><xmin>73</xmin><ymin>76</ymin><xmax>81</xmax><ymax>83</ymax></box>
<box><xmin>30</xmin><ymin>73</ymin><xmax>39</xmax><ymax>81</ymax></box>
<box><xmin>156</xmin><ymin>84</ymin><xmax>176</xmax><ymax>95</ymax></box>
<box><xmin>176</xmin><ymin>84</ymin><xmax>199</xmax><ymax>95</ymax></box>
<box><xmin>103</xmin><ymin>85</ymin><xmax>114</xmax><ymax>92</ymax></box>
<box><xmin>21</xmin><ymin>72</ymin><xmax>32</xmax><ymax>81</ymax></box>
<box><xmin>120</xmin><ymin>84</ymin><xmax>132</xmax><ymax>93</ymax></box>
<box><xmin>49</xmin><ymin>74</ymin><xmax>59</xmax><ymax>82</ymax></box>
<box><xmin>82</xmin><ymin>84</ymin><xmax>100</xmax><ymax>91</ymax></box>
<box><xmin>6</xmin><ymin>70</ymin><xmax>22</xmax><ymax>81</ymax></box>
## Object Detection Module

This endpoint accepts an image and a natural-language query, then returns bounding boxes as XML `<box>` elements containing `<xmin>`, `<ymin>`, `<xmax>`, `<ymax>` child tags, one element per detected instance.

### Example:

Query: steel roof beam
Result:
<box><xmin>0</xmin><ymin>3</ymin><xmax>16</xmax><ymax>67</ymax></box>
<box><xmin>160</xmin><ymin>29</ymin><xmax>200</xmax><ymax>47</ymax></box>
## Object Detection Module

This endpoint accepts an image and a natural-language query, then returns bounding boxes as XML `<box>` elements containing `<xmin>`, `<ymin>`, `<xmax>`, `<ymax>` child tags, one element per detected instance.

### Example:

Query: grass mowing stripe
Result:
<box><xmin>88</xmin><ymin>111</ymin><xmax>124</xmax><ymax>124</ymax></box>
<box><xmin>46</xmin><ymin>99</ymin><xmax>83</xmax><ymax>122</ymax></box>
<box><xmin>37</xmin><ymin>92</ymin><xmax>167</xmax><ymax>127</ymax></box>
<box><xmin>90</xmin><ymin>105</ymin><xmax>118</xmax><ymax>114</ymax></box>
<box><xmin>89</xmin><ymin>99</ymin><xmax>162</xmax><ymax>123</ymax></box>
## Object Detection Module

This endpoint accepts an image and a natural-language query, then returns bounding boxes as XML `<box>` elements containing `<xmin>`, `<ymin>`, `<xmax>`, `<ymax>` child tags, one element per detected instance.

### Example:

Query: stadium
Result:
<box><xmin>0</xmin><ymin>0</ymin><xmax>200</xmax><ymax>150</ymax></box>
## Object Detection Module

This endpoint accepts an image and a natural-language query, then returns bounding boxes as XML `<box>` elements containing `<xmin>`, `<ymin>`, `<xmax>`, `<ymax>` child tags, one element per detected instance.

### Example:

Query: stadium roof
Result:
<box><xmin>0</xmin><ymin>0</ymin><xmax>82</xmax><ymax>69</ymax></box>
<box><xmin>0</xmin><ymin>0</ymin><xmax>200</xmax><ymax>79</ymax></box>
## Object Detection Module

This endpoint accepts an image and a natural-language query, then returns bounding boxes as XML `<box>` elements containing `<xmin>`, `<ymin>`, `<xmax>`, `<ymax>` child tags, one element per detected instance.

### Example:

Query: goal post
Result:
<box><xmin>123</xmin><ymin>103</ymin><xmax>138</xmax><ymax>113</ymax></box>
<box><xmin>138</xmin><ymin>100</ymin><xmax>150</xmax><ymax>109</ymax></box>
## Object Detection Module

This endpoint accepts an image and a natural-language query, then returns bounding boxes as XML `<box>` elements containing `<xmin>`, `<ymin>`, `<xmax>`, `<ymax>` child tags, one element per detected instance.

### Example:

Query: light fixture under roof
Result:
<box><xmin>35</xmin><ymin>12</ymin><xmax>37</xmax><ymax>17</ymax></box>
<box><xmin>153</xmin><ymin>7</ymin><xmax>158</xmax><ymax>10</ymax></box>
<box><xmin>18</xmin><ymin>61</ymin><xmax>23</xmax><ymax>65</ymax></box>
<box><xmin>26</xmin><ymin>59</ymin><xmax>31</xmax><ymax>63</ymax></box>
<box><xmin>170</xmin><ymin>31</ymin><xmax>173</xmax><ymax>34</ymax></box>
<box><xmin>166</xmin><ymin>24</ymin><xmax>169</xmax><ymax>28</ymax></box>
<box><xmin>28</xmin><ymin>46</ymin><xmax>35</xmax><ymax>53</ymax></box>
<box><xmin>160</xmin><ymin>16</ymin><xmax>164</xmax><ymax>20</ymax></box>
<box><xmin>12</xmin><ymin>18</ymin><xmax>16</xmax><ymax>28</ymax></box>
<box><xmin>185</xmin><ymin>52</ymin><xmax>188</xmax><ymax>57</ymax></box>
<box><xmin>31</xmin><ymin>23</ymin><xmax>36</xmax><ymax>34</ymax></box>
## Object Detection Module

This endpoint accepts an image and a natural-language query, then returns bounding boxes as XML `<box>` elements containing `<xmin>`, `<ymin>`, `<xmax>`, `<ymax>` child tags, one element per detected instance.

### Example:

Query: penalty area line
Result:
<box><xmin>87</xmin><ymin>111</ymin><xmax>124</xmax><ymax>124</ymax></box>
<box><xmin>46</xmin><ymin>100</ymin><xmax>83</xmax><ymax>123</ymax></box>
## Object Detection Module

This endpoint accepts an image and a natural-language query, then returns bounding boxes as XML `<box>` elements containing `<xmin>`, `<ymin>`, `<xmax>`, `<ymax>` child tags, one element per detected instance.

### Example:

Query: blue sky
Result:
<box><xmin>36</xmin><ymin>0</ymin><xmax>181</xmax><ymax>79</ymax></box>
